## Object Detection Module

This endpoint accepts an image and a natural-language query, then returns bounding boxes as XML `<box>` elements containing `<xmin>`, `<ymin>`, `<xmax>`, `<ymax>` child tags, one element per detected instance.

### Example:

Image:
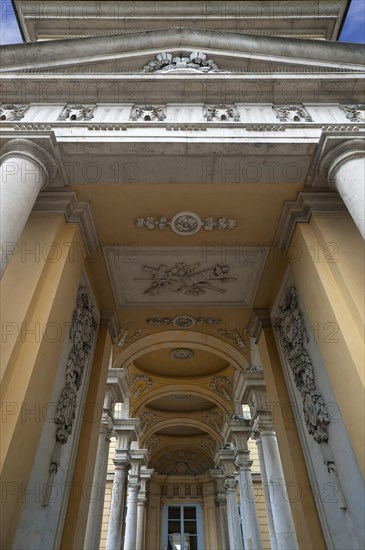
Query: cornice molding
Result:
<box><xmin>32</xmin><ymin>191</ymin><xmax>99</xmax><ymax>254</ymax></box>
<box><xmin>274</xmin><ymin>191</ymin><xmax>348</xmax><ymax>254</ymax></box>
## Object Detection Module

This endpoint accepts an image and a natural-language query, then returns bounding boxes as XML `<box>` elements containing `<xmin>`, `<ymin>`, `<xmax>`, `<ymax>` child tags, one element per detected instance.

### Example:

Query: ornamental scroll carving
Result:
<box><xmin>211</xmin><ymin>376</ymin><xmax>233</xmax><ymax>401</ymax></box>
<box><xmin>43</xmin><ymin>287</ymin><xmax>97</xmax><ymax>506</ymax></box>
<box><xmin>274</xmin><ymin>286</ymin><xmax>346</xmax><ymax>508</ymax></box>
<box><xmin>273</xmin><ymin>105</ymin><xmax>312</xmax><ymax>122</ymax></box>
<box><xmin>130</xmin><ymin>375</ymin><xmax>153</xmax><ymax>399</ymax></box>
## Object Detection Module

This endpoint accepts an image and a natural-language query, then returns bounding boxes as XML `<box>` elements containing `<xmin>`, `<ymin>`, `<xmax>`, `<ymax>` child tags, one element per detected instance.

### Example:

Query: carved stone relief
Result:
<box><xmin>273</xmin><ymin>105</ymin><xmax>312</xmax><ymax>122</ymax></box>
<box><xmin>274</xmin><ymin>286</ymin><xmax>346</xmax><ymax>508</ymax></box>
<box><xmin>131</xmin><ymin>105</ymin><xmax>166</xmax><ymax>121</ymax></box>
<box><xmin>274</xmin><ymin>287</ymin><xmax>329</xmax><ymax>443</ymax></box>
<box><xmin>340</xmin><ymin>104</ymin><xmax>365</xmax><ymax>122</ymax></box>
<box><xmin>59</xmin><ymin>104</ymin><xmax>95</xmax><ymax>121</ymax></box>
<box><xmin>143</xmin><ymin>51</ymin><xmax>219</xmax><ymax>73</ymax></box>
<box><xmin>135</xmin><ymin>262</ymin><xmax>237</xmax><ymax>297</ymax></box>
<box><xmin>136</xmin><ymin>212</ymin><xmax>237</xmax><ymax>234</ymax></box>
<box><xmin>203</xmin><ymin>104</ymin><xmax>240</xmax><ymax>122</ymax></box>
<box><xmin>205</xmin><ymin>411</ymin><xmax>224</xmax><ymax>433</ymax></box>
<box><xmin>130</xmin><ymin>375</ymin><xmax>153</xmax><ymax>399</ymax></box>
<box><xmin>140</xmin><ymin>411</ymin><xmax>158</xmax><ymax>433</ymax></box>
<box><xmin>219</xmin><ymin>329</ymin><xmax>245</xmax><ymax>349</ymax></box>
<box><xmin>0</xmin><ymin>104</ymin><xmax>28</xmax><ymax>121</ymax></box>
<box><xmin>145</xmin><ymin>435</ymin><xmax>161</xmax><ymax>453</ymax></box>
<box><xmin>44</xmin><ymin>287</ymin><xmax>98</xmax><ymax>505</ymax></box>
<box><xmin>211</xmin><ymin>376</ymin><xmax>233</xmax><ymax>401</ymax></box>
<box><xmin>200</xmin><ymin>436</ymin><xmax>217</xmax><ymax>455</ymax></box>
<box><xmin>146</xmin><ymin>315</ymin><xmax>221</xmax><ymax>328</ymax></box>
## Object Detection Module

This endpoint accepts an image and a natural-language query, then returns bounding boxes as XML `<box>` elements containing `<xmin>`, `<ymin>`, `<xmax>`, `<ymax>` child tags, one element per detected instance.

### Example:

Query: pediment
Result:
<box><xmin>1</xmin><ymin>28</ymin><xmax>364</xmax><ymax>75</ymax></box>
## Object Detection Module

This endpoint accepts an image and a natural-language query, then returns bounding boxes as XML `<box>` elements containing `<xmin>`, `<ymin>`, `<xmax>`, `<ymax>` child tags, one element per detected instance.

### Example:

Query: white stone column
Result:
<box><xmin>84</xmin><ymin>423</ymin><xmax>113</xmax><ymax>550</ymax></box>
<box><xmin>211</xmin><ymin>469</ymin><xmax>230</xmax><ymax>550</ymax></box>
<box><xmin>216</xmin><ymin>449</ymin><xmax>244</xmax><ymax>550</ymax></box>
<box><xmin>0</xmin><ymin>139</ymin><xmax>52</xmax><ymax>277</ymax></box>
<box><xmin>327</xmin><ymin>144</ymin><xmax>365</xmax><ymax>239</ymax></box>
<box><xmin>135</xmin><ymin>467</ymin><xmax>154</xmax><ymax>550</ymax></box>
<box><xmin>224</xmin><ymin>476</ymin><xmax>244</xmax><ymax>550</ymax></box>
<box><xmin>260</xmin><ymin>424</ymin><xmax>299</xmax><ymax>550</ymax></box>
<box><xmin>254</xmin><ymin>433</ymin><xmax>277</xmax><ymax>550</ymax></box>
<box><xmin>106</xmin><ymin>455</ymin><xmax>129</xmax><ymax>550</ymax></box>
<box><xmin>123</xmin><ymin>448</ymin><xmax>147</xmax><ymax>550</ymax></box>
<box><xmin>237</xmin><ymin>454</ymin><xmax>263</xmax><ymax>550</ymax></box>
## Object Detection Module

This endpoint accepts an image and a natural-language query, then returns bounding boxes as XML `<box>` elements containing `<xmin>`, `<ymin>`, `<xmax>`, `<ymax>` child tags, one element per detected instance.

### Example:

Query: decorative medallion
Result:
<box><xmin>0</xmin><ymin>104</ymin><xmax>28</xmax><ymax>121</ymax></box>
<box><xmin>136</xmin><ymin>212</ymin><xmax>237</xmax><ymax>234</ymax></box>
<box><xmin>203</xmin><ymin>104</ymin><xmax>240</xmax><ymax>122</ymax></box>
<box><xmin>273</xmin><ymin>105</ymin><xmax>312</xmax><ymax>122</ymax></box>
<box><xmin>274</xmin><ymin>287</ymin><xmax>330</xmax><ymax>443</ymax></box>
<box><xmin>59</xmin><ymin>104</ymin><xmax>95</xmax><ymax>121</ymax></box>
<box><xmin>146</xmin><ymin>315</ymin><xmax>221</xmax><ymax>328</ymax></box>
<box><xmin>143</xmin><ymin>51</ymin><xmax>219</xmax><ymax>73</ymax></box>
<box><xmin>44</xmin><ymin>287</ymin><xmax>97</xmax><ymax>506</ymax></box>
<box><xmin>131</xmin><ymin>105</ymin><xmax>166</xmax><ymax>121</ymax></box>
<box><xmin>170</xmin><ymin>348</ymin><xmax>194</xmax><ymax>360</ymax></box>
<box><xmin>340</xmin><ymin>104</ymin><xmax>365</xmax><ymax>122</ymax></box>
<box><xmin>136</xmin><ymin>262</ymin><xmax>236</xmax><ymax>297</ymax></box>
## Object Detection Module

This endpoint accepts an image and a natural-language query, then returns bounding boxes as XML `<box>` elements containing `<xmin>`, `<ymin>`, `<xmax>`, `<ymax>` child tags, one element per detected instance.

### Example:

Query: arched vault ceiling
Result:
<box><xmin>134</xmin><ymin>347</ymin><xmax>229</xmax><ymax>377</ymax></box>
<box><xmin>147</xmin><ymin>394</ymin><xmax>217</xmax><ymax>413</ymax></box>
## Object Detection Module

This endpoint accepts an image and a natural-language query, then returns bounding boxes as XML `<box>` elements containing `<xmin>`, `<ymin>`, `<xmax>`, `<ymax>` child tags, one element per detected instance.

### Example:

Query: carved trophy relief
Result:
<box><xmin>273</xmin><ymin>105</ymin><xmax>312</xmax><ymax>122</ymax></box>
<box><xmin>340</xmin><ymin>104</ymin><xmax>365</xmax><ymax>122</ymax></box>
<box><xmin>59</xmin><ymin>104</ymin><xmax>95</xmax><ymax>121</ymax></box>
<box><xmin>131</xmin><ymin>105</ymin><xmax>166</xmax><ymax>121</ymax></box>
<box><xmin>203</xmin><ymin>104</ymin><xmax>240</xmax><ymax>122</ymax></box>
<box><xmin>44</xmin><ymin>287</ymin><xmax>97</xmax><ymax>506</ymax></box>
<box><xmin>134</xmin><ymin>262</ymin><xmax>237</xmax><ymax>297</ymax></box>
<box><xmin>146</xmin><ymin>315</ymin><xmax>221</xmax><ymax>328</ymax></box>
<box><xmin>0</xmin><ymin>104</ymin><xmax>28</xmax><ymax>121</ymax></box>
<box><xmin>274</xmin><ymin>286</ymin><xmax>346</xmax><ymax>508</ymax></box>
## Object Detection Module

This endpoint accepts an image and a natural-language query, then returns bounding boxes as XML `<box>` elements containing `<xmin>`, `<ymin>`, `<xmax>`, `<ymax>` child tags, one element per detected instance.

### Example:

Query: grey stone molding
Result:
<box><xmin>32</xmin><ymin>191</ymin><xmax>99</xmax><ymax>254</ymax></box>
<box><xmin>274</xmin><ymin>191</ymin><xmax>348</xmax><ymax>254</ymax></box>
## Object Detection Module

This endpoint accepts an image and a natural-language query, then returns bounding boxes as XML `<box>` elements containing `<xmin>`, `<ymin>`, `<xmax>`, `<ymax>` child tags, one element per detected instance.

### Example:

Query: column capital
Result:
<box><xmin>0</xmin><ymin>138</ymin><xmax>56</xmax><ymax>187</ymax></box>
<box><xmin>224</xmin><ymin>476</ymin><xmax>238</xmax><ymax>493</ymax></box>
<box><xmin>318</xmin><ymin>138</ymin><xmax>365</xmax><ymax>189</ymax></box>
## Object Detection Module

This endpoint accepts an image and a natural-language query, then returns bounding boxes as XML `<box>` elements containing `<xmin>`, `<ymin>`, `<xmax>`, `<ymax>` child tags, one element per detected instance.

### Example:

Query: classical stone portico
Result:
<box><xmin>1</xmin><ymin>2</ymin><xmax>364</xmax><ymax>550</ymax></box>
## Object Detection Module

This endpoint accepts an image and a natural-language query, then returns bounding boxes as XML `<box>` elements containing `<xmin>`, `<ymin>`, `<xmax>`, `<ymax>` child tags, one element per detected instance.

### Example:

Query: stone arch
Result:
<box><xmin>141</xmin><ymin>417</ymin><xmax>223</xmax><ymax>446</ymax></box>
<box><xmin>113</xmin><ymin>329</ymin><xmax>248</xmax><ymax>371</ymax></box>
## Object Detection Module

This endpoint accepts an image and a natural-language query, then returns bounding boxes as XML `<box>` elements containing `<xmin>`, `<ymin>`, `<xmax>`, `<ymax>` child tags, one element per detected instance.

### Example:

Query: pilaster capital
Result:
<box><xmin>252</xmin><ymin>414</ymin><xmax>275</xmax><ymax>434</ymax></box>
<box><xmin>101</xmin><ymin>310</ymin><xmax>120</xmax><ymax>342</ymax></box>
<box><xmin>247</xmin><ymin>309</ymin><xmax>271</xmax><ymax>343</ymax></box>
<box><xmin>33</xmin><ymin>190</ymin><xmax>99</xmax><ymax>254</ymax></box>
<box><xmin>0</xmin><ymin>138</ymin><xmax>55</xmax><ymax>186</ymax></box>
<box><xmin>274</xmin><ymin>191</ymin><xmax>348</xmax><ymax>254</ymax></box>
<box><xmin>224</xmin><ymin>476</ymin><xmax>238</xmax><ymax>493</ymax></box>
